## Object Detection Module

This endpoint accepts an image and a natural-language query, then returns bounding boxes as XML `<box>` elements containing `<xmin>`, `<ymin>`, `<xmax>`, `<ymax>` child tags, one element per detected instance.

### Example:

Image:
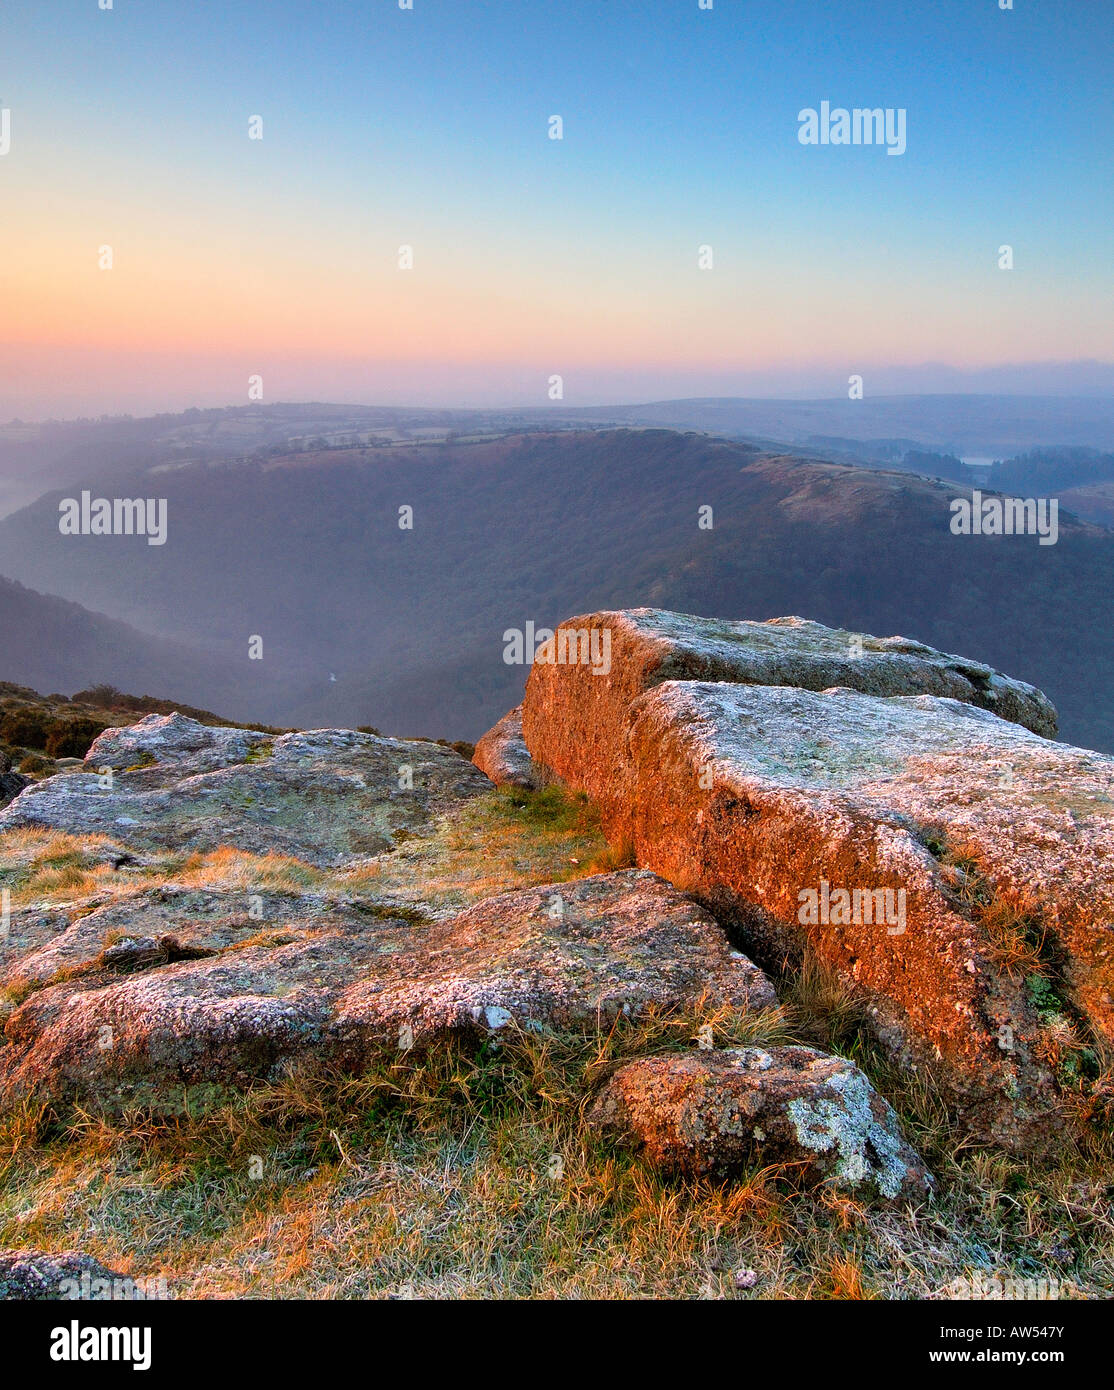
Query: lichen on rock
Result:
<box><xmin>589</xmin><ymin>1045</ymin><xmax>933</xmax><ymax>1201</ymax></box>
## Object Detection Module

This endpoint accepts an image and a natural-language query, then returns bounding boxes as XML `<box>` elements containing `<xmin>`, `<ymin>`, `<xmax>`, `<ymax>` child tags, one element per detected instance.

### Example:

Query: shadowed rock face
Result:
<box><xmin>522</xmin><ymin>608</ymin><xmax>1058</xmax><ymax>813</ymax></box>
<box><xmin>0</xmin><ymin>750</ymin><xmax>28</xmax><ymax>808</ymax></box>
<box><xmin>0</xmin><ymin>714</ymin><xmax>492</xmax><ymax>866</ymax></box>
<box><xmin>589</xmin><ymin>1046</ymin><xmax>933</xmax><ymax>1201</ymax></box>
<box><xmin>0</xmin><ymin>870</ymin><xmax>775</xmax><ymax>1109</ymax></box>
<box><xmin>471</xmin><ymin>704</ymin><xmax>542</xmax><ymax>789</ymax></box>
<box><xmin>521</xmin><ymin>610</ymin><xmax>1110</xmax><ymax>1152</ymax></box>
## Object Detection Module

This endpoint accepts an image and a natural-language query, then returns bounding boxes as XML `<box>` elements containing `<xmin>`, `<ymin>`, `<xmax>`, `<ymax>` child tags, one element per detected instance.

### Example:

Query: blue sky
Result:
<box><xmin>1</xmin><ymin>0</ymin><xmax>1110</xmax><ymax>415</ymax></box>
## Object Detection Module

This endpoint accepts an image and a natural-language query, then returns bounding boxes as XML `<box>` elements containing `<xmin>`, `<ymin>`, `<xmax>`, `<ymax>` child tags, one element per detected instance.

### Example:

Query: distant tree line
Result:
<box><xmin>901</xmin><ymin>449</ymin><xmax>968</xmax><ymax>482</ymax></box>
<box><xmin>989</xmin><ymin>448</ymin><xmax>1114</xmax><ymax>494</ymax></box>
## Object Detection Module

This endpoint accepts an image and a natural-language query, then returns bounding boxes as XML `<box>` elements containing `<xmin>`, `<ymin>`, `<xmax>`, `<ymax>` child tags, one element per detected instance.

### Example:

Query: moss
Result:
<box><xmin>0</xmin><ymin>980</ymin><xmax>36</xmax><ymax>1009</ymax></box>
<box><xmin>1026</xmin><ymin>973</ymin><xmax>1062</xmax><ymax>1017</ymax></box>
<box><xmin>920</xmin><ymin>833</ymin><xmax>947</xmax><ymax>860</ymax></box>
<box><xmin>490</xmin><ymin>784</ymin><xmax>598</xmax><ymax>834</ymax></box>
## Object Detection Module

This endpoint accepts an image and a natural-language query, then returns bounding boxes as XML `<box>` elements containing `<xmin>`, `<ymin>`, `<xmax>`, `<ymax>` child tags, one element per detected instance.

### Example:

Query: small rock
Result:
<box><xmin>472</xmin><ymin>704</ymin><xmax>544</xmax><ymax>789</ymax></box>
<box><xmin>589</xmin><ymin>1045</ymin><xmax>933</xmax><ymax>1202</ymax></box>
<box><xmin>0</xmin><ymin>1249</ymin><xmax>130</xmax><ymax>1300</ymax></box>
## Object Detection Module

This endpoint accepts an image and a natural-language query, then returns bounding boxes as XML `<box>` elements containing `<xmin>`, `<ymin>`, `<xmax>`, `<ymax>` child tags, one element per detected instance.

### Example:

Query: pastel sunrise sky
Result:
<box><xmin>1</xmin><ymin>0</ymin><xmax>1110</xmax><ymax>417</ymax></box>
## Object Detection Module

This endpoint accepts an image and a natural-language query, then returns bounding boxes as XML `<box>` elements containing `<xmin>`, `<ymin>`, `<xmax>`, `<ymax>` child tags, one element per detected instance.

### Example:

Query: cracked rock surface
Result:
<box><xmin>522</xmin><ymin>610</ymin><xmax>1110</xmax><ymax>1152</ymax></box>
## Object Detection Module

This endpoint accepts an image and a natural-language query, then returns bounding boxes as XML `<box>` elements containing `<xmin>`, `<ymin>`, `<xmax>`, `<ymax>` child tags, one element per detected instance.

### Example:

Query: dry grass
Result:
<box><xmin>0</xmin><ymin>786</ymin><xmax>609</xmax><ymax>916</ymax></box>
<box><xmin>333</xmin><ymin>786</ymin><xmax>612</xmax><ymax>913</ymax></box>
<box><xmin>2</xmin><ymin>799</ymin><xmax>1112</xmax><ymax>1300</ymax></box>
<box><xmin>778</xmin><ymin>948</ymin><xmax>872</xmax><ymax>1057</ymax></box>
<box><xmin>0</xmin><ymin>829</ymin><xmax>124</xmax><ymax>900</ymax></box>
<box><xmin>1</xmin><ymin>1013</ymin><xmax>1110</xmax><ymax>1300</ymax></box>
<box><xmin>936</xmin><ymin>840</ymin><xmax>1100</xmax><ymax>1093</ymax></box>
<box><xmin>940</xmin><ymin>842</ymin><xmax>1048</xmax><ymax>979</ymax></box>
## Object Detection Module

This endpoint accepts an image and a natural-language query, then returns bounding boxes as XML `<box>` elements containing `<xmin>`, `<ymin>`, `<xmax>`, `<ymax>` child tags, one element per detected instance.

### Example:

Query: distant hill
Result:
<box><xmin>1</xmin><ymin>429</ymin><xmax>1112</xmax><ymax>750</ymax></box>
<box><xmin>565</xmin><ymin>395</ymin><xmax>1114</xmax><ymax>456</ymax></box>
<box><xmin>1059</xmin><ymin>482</ymin><xmax>1114</xmax><ymax>530</ymax></box>
<box><xmin>8</xmin><ymin>394</ymin><xmax>1114</xmax><ymax>520</ymax></box>
<box><xmin>0</xmin><ymin>575</ymin><xmax>263</xmax><ymax>721</ymax></box>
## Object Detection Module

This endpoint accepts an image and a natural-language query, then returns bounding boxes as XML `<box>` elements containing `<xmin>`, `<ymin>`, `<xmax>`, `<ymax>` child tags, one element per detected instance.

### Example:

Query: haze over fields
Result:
<box><xmin>2</xmin><ymin>408</ymin><xmax>1113</xmax><ymax>752</ymax></box>
<box><xmin>5</xmin><ymin>0</ymin><xmax>1114</xmax><ymax>1319</ymax></box>
<box><xmin>3</xmin><ymin>2</ymin><xmax>1109</xmax><ymax>752</ymax></box>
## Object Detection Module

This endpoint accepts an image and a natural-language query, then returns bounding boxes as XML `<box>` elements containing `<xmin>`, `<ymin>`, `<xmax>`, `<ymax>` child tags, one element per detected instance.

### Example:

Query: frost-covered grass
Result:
<box><xmin>1</xmin><ymin>791</ymin><xmax>1110</xmax><ymax>1300</ymax></box>
<box><xmin>1</xmin><ymin>999</ymin><xmax>1109</xmax><ymax>1300</ymax></box>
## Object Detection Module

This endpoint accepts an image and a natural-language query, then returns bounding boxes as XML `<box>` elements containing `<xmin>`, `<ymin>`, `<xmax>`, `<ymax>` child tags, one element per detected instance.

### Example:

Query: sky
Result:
<box><xmin>1</xmin><ymin>0</ymin><xmax>1111</xmax><ymax>418</ymax></box>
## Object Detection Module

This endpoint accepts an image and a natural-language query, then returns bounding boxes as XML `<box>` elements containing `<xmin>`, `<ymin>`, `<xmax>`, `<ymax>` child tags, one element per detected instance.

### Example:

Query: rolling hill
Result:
<box><xmin>1</xmin><ymin>429</ymin><xmax>1112</xmax><ymax>749</ymax></box>
<box><xmin>0</xmin><ymin>575</ymin><xmax>273</xmax><ymax>720</ymax></box>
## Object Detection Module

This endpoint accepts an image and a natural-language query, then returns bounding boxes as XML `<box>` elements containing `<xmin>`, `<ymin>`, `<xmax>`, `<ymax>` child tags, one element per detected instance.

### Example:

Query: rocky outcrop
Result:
<box><xmin>2</xmin><ymin>715</ymin><xmax>777</xmax><ymax>1107</ymax></box>
<box><xmin>471</xmin><ymin>704</ymin><xmax>543</xmax><ymax>789</ymax></box>
<box><xmin>521</xmin><ymin>609</ymin><xmax>1058</xmax><ymax>811</ymax></box>
<box><xmin>336</xmin><ymin>869</ymin><xmax>775</xmax><ymax>1041</ymax></box>
<box><xmin>589</xmin><ymin>1045</ymin><xmax>932</xmax><ymax>1200</ymax></box>
<box><xmin>0</xmin><ymin>1249</ymin><xmax>133</xmax><ymax>1300</ymax></box>
<box><xmin>0</xmin><ymin>870</ymin><xmax>775</xmax><ymax>1107</ymax></box>
<box><xmin>616</xmin><ymin>682</ymin><xmax>1114</xmax><ymax>1149</ymax></box>
<box><xmin>3</xmin><ymin>651</ymin><xmax>1104</xmax><ymax>1159</ymax></box>
<box><xmin>521</xmin><ymin>610</ymin><xmax>1110</xmax><ymax>1152</ymax></box>
<box><xmin>0</xmin><ymin>714</ymin><xmax>491</xmax><ymax>865</ymax></box>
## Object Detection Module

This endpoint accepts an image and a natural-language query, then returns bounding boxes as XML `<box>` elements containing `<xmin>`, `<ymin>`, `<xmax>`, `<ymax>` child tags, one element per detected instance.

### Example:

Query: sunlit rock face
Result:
<box><xmin>472</xmin><ymin>704</ymin><xmax>543</xmax><ymax>789</ymax></box>
<box><xmin>523</xmin><ymin>608</ymin><xmax>1111</xmax><ymax>1152</ymax></box>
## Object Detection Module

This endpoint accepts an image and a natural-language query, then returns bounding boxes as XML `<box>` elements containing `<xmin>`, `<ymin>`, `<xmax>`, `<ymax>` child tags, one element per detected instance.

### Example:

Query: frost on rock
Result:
<box><xmin>523</xmin><ymin>610</ymin><xmax>1113</xmax><ymax>1154</ymax></box>
<box><xmin>589</xmin><ymin>1045</ymin><xmax>933</xmax><ymax>1202</ymax></box>
<box><xmin>786</xmin><ymin>1067</ymin><xmax>919</xmax><ymax>1201</ymax></box>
